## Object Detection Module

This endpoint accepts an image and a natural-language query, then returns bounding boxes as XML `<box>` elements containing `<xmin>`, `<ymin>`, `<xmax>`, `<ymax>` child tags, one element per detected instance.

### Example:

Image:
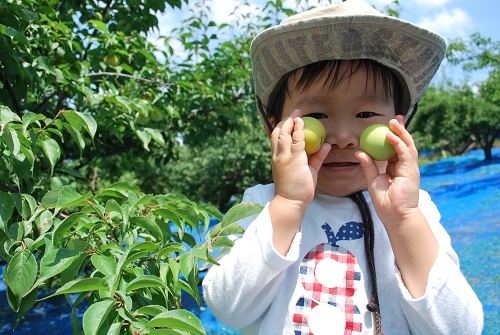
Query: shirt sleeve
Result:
<box><xmin>396</xmin><ymin>190</ymin><xmax>484</xmax><ymax>334</ymax></box>
<box><xmin>202</xmin><ymin>185</ymin><xmax>301</xmax><ymax>328</ymax></box>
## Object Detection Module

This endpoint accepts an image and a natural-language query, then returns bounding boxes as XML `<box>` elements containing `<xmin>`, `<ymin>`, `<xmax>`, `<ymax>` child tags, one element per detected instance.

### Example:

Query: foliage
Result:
<box><xmin>411</xmin><ymin>86</ymin><xmax>473</xmax><ymax>157</ymax></box>
<box><xmin>164</xmin><ymin>130</ymin><xmax>272</xmax><ymax>211</ymax></box>
<box><xmin>446</xmin><ymin>33</ymin><xmax>500</xmax><ymax>72</ymax></box>
<box><xmin>0</xmin><ymin>138</ymin><xmax>262</xmax><ymax>333</ymax></box>
<box><xmin>0</xmin><ymin>0</ymin><xmax>266</xmax><ymax>333</ymax></box>
<box><xmin>0</xmin><ymin>0</ymin><xmax>188</xmax><ymax>197</ymax></box>
<box><xmin>412</xmin><ymin>33</ymin><xmax>500</xmax><ymax>160</ymax></box>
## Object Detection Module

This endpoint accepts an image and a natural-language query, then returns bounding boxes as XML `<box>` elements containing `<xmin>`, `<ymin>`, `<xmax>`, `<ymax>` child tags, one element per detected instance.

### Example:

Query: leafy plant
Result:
<box><xmin>0</xmin><ymin>103</ymin><xmax>262</xmax><ymax>333</ymax></box>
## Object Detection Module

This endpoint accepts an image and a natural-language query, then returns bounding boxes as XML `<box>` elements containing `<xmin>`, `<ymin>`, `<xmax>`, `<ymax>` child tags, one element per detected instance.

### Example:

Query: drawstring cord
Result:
<box><xmin>349</xmin><ymin>191</ymin><xmax>384</xmax><ymax>335</ymax></box>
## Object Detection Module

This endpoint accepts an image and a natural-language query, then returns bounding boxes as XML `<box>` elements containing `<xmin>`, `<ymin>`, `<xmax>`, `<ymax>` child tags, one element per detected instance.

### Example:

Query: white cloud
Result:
<box><xmin>417</xmin><ymin>7</ymin><xmax>473</xmax><ymax>39</ymax></box>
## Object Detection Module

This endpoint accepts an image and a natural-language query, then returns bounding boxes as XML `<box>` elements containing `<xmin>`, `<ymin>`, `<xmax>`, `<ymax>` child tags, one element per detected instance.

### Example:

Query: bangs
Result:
<box><xmin>291</xmin><ymin>60</ymin><xmax>398</xmax><ymax>104</ymax></box>
<box><xmin>265</xmin><ymin>59</ymin><xmax>403</xmax><ymax>129</ymax></box>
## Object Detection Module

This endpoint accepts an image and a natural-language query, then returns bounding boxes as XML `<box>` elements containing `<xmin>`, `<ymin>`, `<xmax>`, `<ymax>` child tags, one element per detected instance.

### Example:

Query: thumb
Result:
<box><xmin>355</xmin><ymin>150</ymin><xmax>379</xmax><ymax>185</ymax></box>
<box><xmin>309</xmin><ymin>143</ymin><xmax>331</xmax><ymax>173</ymax></box>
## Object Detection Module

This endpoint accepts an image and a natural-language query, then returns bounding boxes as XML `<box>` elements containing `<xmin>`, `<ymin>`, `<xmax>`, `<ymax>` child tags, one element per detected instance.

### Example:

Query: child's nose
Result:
<box><xmin>326</xmin><ymin>124</ymin><xmax>358</xmax><ymax>149</ymax></box>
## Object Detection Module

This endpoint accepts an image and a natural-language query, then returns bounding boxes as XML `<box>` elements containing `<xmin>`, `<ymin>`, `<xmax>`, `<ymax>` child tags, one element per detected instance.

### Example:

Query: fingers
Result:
<box><xmin>355</xmin><ymin>150</ymin><xmax>380</xmax><ymax>186</ymax></box>
<box><xmin>309</xmin><ymin>143</ymin><xmax>331</xmax><ymax>173</ymax></box>
<box><xmin>271</xmin><ymin>109</ymin><xmax>303</xmax><ymax>157</ymax></box>
<box><xmin>271</xmin><ymin>109</ymin><xmax>330</xmax><ymax>173</ymax></box>
<box><xmin>388</xmin><ymin>117</ymin><xmax>419</xmax><ymax>162</ymax></box>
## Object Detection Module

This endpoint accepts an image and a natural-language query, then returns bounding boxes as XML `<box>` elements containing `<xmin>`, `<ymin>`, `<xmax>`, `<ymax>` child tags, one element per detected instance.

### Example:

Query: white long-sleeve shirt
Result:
<box><xmin>202</xmin><ymin>184</ymin><xmax>483</xmax><ymax>335</ymax></box>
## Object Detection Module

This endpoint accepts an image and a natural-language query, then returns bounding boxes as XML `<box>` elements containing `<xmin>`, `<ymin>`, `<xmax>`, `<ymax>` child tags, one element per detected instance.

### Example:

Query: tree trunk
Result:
<box><xmin>483</xmin><ymin>144</ymin><xmax>492</xmax><ymax>160</ymax></box>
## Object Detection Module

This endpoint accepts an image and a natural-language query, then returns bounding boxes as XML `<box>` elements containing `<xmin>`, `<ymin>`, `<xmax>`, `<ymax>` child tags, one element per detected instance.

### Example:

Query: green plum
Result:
<box><xmin>303</xmin><ymin>117</ymin><xmax>326</xmax><ymax>154</ymax></box>
<box><xmin>360</xmin><ymin>124</ymin><xmax>396</xmax><ymax>161</ymax></box>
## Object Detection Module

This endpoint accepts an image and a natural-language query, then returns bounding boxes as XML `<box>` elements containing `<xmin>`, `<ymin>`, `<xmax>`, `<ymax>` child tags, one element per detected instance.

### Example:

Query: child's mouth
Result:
<box><xmin>323</xmin><ymin>162</ymin><xmax>358</xmax><ymax>167</ymax></box>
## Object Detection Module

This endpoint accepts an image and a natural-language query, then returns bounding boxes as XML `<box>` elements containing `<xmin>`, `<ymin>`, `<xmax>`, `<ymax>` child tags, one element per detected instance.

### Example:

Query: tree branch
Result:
<box><xmin>86</xmin><ymin>71</ymin><xmax>172</xmax><ymax>86</ymax></box>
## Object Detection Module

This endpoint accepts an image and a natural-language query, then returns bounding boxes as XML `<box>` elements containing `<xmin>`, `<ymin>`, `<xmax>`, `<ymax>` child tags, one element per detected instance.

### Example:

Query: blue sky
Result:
<box><xmin>154</xmin><ymin>0</ymin><xmax>499</xmax><ymax>84</ymax></box>
<box><xmin>395</xmin><ymin>0</ymin><xmax>499</xmax><ymax>83</ymax></box>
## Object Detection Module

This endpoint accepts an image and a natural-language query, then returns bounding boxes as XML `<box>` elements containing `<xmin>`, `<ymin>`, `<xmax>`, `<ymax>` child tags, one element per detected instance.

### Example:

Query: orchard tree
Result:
<box><xmin>412</xmin><ymin>33</ymin><xmax>500</xmax><ymax>160</ymax></box>
<box><xmin>0</xmin><ymin>1</ymin><xmax>262</xmax><ymax>334</ymax></box>
<box><xmin>410</xmin><ymin>86</ymin><xmax>475</xmax><ymax>157</ymax></box>
<box><xmin>446</xmin><ymin>33</ymin><xmax>500</xmax><ymax>159</ymax></box>
<box><xmin>474</xmin><ymin>71</ymin><xmax>500</xmax><ymax>160</ymax></box>
<box><xmin>447</xmin><ymin>32</ymin><xmax>500</xmax><ymax>73</ymax></box>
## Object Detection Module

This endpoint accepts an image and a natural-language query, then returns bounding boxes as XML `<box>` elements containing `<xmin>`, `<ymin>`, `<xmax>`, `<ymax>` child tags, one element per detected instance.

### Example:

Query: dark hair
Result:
<box><xmin>259</xmin><ymin>59</ymin><xmax>404</xmax><ymax>133</ymax></box>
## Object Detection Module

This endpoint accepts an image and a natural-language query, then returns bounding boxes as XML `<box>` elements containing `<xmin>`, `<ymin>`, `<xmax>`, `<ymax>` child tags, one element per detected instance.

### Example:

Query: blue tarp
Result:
<box><xmin>1</xmin><ymin>148</ymin><xmax>499</xmax><ymax>334</ymax></box>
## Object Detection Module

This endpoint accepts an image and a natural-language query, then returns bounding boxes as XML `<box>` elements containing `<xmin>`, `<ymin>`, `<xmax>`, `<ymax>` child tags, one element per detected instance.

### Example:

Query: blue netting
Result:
<box><xmin>1</xmin><ymin>148</ymin><xmax>498</xmax><ymax>334</ymax></box>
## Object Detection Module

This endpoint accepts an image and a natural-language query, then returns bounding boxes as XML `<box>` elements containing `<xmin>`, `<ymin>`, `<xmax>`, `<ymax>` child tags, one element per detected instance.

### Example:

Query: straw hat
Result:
<box><xmin>251</xmin><ymin>0</ymin><xmax>447</xmax><ymax>122</ymax></box>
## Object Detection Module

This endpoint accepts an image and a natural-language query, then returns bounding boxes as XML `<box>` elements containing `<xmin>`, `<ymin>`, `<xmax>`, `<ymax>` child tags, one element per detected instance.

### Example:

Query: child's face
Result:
<box><xmin>282</xmin><ymin>62</ymin><xmax>397</xmax><ymax>197</ymax></box>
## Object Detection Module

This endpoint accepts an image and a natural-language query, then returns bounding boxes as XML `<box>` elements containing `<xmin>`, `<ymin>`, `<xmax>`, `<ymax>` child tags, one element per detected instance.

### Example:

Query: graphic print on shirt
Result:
<box><xmin>293</xmin><ymin>221</ymin><xmax>364</xmax><ymax>335</ymax></box>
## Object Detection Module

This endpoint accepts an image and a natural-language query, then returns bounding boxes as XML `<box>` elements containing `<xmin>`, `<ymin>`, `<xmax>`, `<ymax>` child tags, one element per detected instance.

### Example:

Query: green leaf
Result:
<box><xmin>179</xmin><ymin>253</ymin><xmax>200</xmax><ymax>303</ymax></box>
<box><xmin>13</xmin><ymin>193</ymin><xmax>37</xmax><ymax>221</ymax></box>
<box><xmin>199</xmin><ymin>203</ymin><xmax>223</xmax><ymax>220</ymax></box>
<box><xmin>8</xmin><ymin>222</ymin><xmax>24</xmax><ymax>241</ymax></box>
<box><xmin>158</xmin><ymin>242</ymin><xmax>186</xmax><ymax>259</ymax></box>
<box><xmin>105</xmin><ymin>199</ymin><xmax>122</xmax><ymax>216</ymax></box>
<box><xmin>136</xmin><ymin>129</ymin><xmax>152</xmax><ymax>151</ymax></box>
<box><xmin>88</xmin><ymin>19</ymin><xmax>108</xmax><ymax>33</ymax></box>
<box><xmin>125</xmin><ymin>275</ymin><xmax>167</xmax><ymax>292</ymax></box>
<box><xmin>36</xmin><ymin>248</ymin><xmax>82</xmax><ymax>286</ymax></box>
<box><xmin>14</xmin><ymin>287</ymin><xmax>38</xmax><ymax>327</ymax></box>
<box><xmin>37</xmin><ymin>209</ymin><xmax>53</xmax><ymax>235</ymax></box>
<box><xmin>41</xmin><ymin>186</ymin><xmax>92</xmax><ymax>214</ymax></box>
<box><xmin>91</xmin><ymin>254</ymin><xmax>117</xmax><ymax>277</ymax></box>
<box><xmin>1</xmin><ymin>125</ymin><xmax>21</xmax><ymax>156</ymax></box>
<box><xmin>0</xmin><ymin>23</ymin><xmax>29</xmax><ymax>45</ymax></box>
<box><xmin>145</xmin><ymin>128</ymin><xmax>166</xmax><ymax>147</ymax></box>
<box><xmin>42</xmin><ymin>278</ymin><xmax>109</xmax><ymax>299</ymax></box>
<box><xmin>82</xmin><ymin>299</ymin><xmax>116</xmax><ymax>335</ymax></box>
<box><xmin>209</xmin><ymin>222</ymin><xmax>245</xmax><ymax>240</ymax></box>
<box><xmin>60</xmin><ymin>253</ymin><xmax>87</xmax><ymax>286</ymax></box>
<box><xmin>149</xmin><ymin>329</ymin><xmax>191</xmax><ymax>335</ymax></box>
<box><xmin>130</xmin><ymin>216</ymin><xmax>163</xmax><ymax>241</ymax></box>
<box><xmin>147</xmin><ymin>310</ymin><xmax>206</xmax><ymax>335</ymax></box>
<box><xmin>99</xmin><ymin>181</ymin><xmax>142</xmax><ymax>194</ymax></box>
<box><xmin>63</xmin><ymin>122</ymin><xmax>85</xmax><ymax>155</ymax></box>
<box><xmin>0</xmin><ymin>192</ymin><xmax>15</xmax><ymax>229</ymax></box>
<box><xmin>210</xmin><ymin>235</ymin><xmax>235</xmax><ymax>249</ymax></box>
<box><xmin>40</xmin><ymin>137</ymin><xmax>61</xmax><ymax>176</ymax></box>
<box><xmin>4</xmin><ymin>250</ymin><xmax>37</xmax><ymax>297</ymax></box>
<box><xmin>61</xmin><ymin>110</ymin><xmax>97</xmax><ymax>140</ymax></box>
<box><xmin>57</xmin><ymin>186</ymin><xmax>93</xmax><ymax>212</ymax></box>
<box><xmin>21</xmin><ymin>112</ymin><xmax>44</xmax><ymax>133</ymax></box>
<box><xmin>136</xmin><ymin>304</ymin><xmax>168</xmax><ymax>317</ymax></box>
<box><xmin>171</xmin><ymin>201</ymin><xmax>200</xmax><ymax>230</ymax></box>
<box><xmin>221</xmin><ymin>202</ymin><xmax>263</xmax><ymax>226</ymax></box>
<box><xmin>0</xmin><ymin>105</ymin><xmax>21</xmax><ymax>124</ymax></box>
<box><xmin>53</xmin><ymin>212</ymin><xmax>87</xmax><ymax>244</ymax></box>
<box><xmin>167</xmin><ymin>258</ymin><xmax>181</xmax><ymax>291</ymax></box>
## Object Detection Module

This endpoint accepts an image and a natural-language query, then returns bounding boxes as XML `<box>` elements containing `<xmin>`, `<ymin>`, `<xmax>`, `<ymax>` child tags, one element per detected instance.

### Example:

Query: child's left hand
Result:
<box><xmin>355</xmin><ymin>116</ymin><xmax>421</xmax><ymax>227</ymax></box>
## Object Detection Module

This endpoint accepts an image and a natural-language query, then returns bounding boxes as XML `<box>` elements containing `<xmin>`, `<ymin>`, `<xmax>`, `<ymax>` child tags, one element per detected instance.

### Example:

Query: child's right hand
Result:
<box><xmin>268</xmin><ymin>110</ymin><xmax>330</xmax><ymax>253</ymax></box>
